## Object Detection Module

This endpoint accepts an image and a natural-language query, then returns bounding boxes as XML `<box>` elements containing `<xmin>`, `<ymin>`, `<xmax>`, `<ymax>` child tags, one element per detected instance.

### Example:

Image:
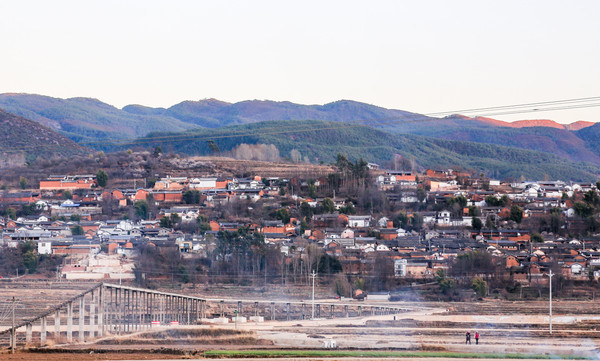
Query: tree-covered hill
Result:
<box><xmin>128</xmin><ymin>120</ymin><xmax>600</xmax><ymax>181</ymax></box>
<box><xmin>0</xmin><ymin>109</ymin><xmax>88</xmax><ymax>164</ymax></box>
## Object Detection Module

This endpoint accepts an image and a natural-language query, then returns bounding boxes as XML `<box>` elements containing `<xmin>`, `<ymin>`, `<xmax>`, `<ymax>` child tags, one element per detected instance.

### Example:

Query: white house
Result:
<box><xmin>37</xmin><ymin>241</ymin><xmax>52</xmax><ymax>255</ymax></box>
<box><xmin>436</xmin><ymin>211</ymin><xmax>451</xmax><ymax>226</ymax></box>
<box><xmin>394</xmin><ymin>259</ymin><xmax>407</xmax><ymax>277</ymax></box>
<box><xmin>348</xmin><ymin>215</ymin><xmax>371</xmax><ymax>228</ymax></box>
<box><xmin>189</xmin><ymin>177</ymin><xmax>218</xmax><ymax>189</ymax></box>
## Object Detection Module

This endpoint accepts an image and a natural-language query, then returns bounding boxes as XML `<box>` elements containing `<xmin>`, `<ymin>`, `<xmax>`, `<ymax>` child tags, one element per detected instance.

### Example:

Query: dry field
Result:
<box><xmin>169</xmin><ymin>155</ymin><xmax>336</xmax><ymax>178</ymax></box>
<box><xmin>2</xmin><ymin>281</ymin><xmax>600</xmax><ymax>360</ymax></box>
<box><xmin>0</xmin><ymin>281</ymin><xmax>96</xmax><ymax>332</ymax></box>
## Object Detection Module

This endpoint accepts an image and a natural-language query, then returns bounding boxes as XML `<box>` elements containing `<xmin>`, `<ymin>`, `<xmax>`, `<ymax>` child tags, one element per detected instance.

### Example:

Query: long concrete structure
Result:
<box><xmin>0</xmin><ymin>282</ymin><xmax>404</xmax><ymax>349</ymax></box>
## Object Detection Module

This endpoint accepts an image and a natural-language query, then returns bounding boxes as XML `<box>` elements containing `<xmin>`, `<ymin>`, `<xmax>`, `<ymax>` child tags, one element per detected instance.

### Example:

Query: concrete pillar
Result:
<box><xmin>119</xmin><ymin>288</ymin><xmax>124</xmax><ymax>334</ymax></box>
<box><xmin>316</xmin><ymin>304</ymin><xmax>321</xmax><ymax>318</ymax></box>
<box><xmin>146</xmin><ymin>293</ymin><xmax>150</xmax><ymax>329</ymax></box>
<box><xmin>133</xmin><ymin>291</ymin><xmax>138</xmax><ymax>331</ymax></box>
<box><xmin>67</xmin><ymin>302</ymin><xmax>73</xmax><ymax>342</ymax></box>
<box><xmin>344</xmin><ymin>305</ymin><xmax>349</xmax><ymax>317</ymax></box>
<box><xmin>90</xmin><ymin>290</ymin><xmax>96</xmax><ymax>338</ymax></box>
<box><xmin>191</xmin><ymin>299</ymin><xmax>195</xmax><ymax>323</ymax></box>
<box><xmin>237</xmin><ymin>301</ymin><xmax>242</xmax><ymax>317</ymax></box>
<box><xmin>138</xmin><ymin>292</ymin><xmax>142</xmax><ymax>330</ymax></box>
<box><xmin>254</xmin><ymin>302</ymin><xmax>259</xmax><ymax>317</ymax></box>
<box><xmin>124</xmin><ymin>290</ymin><xmax>129</xmax><ymax>332</ymax></box>
<box><xmin>270</xmin><ymin>302</ymin><xmax>275</xmax><ymax>320</ymax></box>
<box><xmin>40</xmin><ymin>317</ymin><xmax>47</xmax><ymax>345</ymax></box>
<box><xmin>161</xmin><ymin>295</ymin><xmax>165</xmax><ymax>323</ymax></box>
<box><xmin>185</xmin><ymin>298</ymin><xmax>190</xmax><ymax>325</ymax></box>
<box><xmin>330</xmin><ymin>304</ymin><xmax>334</xmax><ymax>319</ymax></box>
<box><xmin>169</xmin><ymin>296</ymin><xmax>173</xmax><ymax>323</ymax></box>
<box><xmin>26</xmin><ymin>323</ymin><xmax>32</xmax><ymax>344</ymax></box>
<box><xmin>172</xmin><ymin>296</ymin><xmax>176</xmax><ymax>323</ymax></box>
<box><xmin>147</xmin><ymin>293</ymin><xmax>152</xmax><ymax>328</ymax></box>
<box><xmin>108</xmin><ymin>287</ymin><xmax>113</xmax><ymax>334</ymax></box>
<box><xmin>176</xmin><ymin>297</ymin><xmax>180</xmax><ymax>323</ymax></box>
<box><xmin>54</xmin><ymin>309</ymin><xmax>61</xmax><ymax>341</ymax></box>
<box><xmin>79</xmin><ymin>297</ymin><xmax>85</xmax><ymax>342</ymax></box>
<box><xmin>98</xmin><ymin>286</ymin><xmax>103</xmax><ymax>336</ymax></box>
<box><xmin>166</xmin><ymin>295</ymin><xmax>169</xmax><ymax>323</ymax></box>
<box><xmin>286</xmin><ymin>303</ymin><xmax>291</xmax><ymax>321</ymax></box>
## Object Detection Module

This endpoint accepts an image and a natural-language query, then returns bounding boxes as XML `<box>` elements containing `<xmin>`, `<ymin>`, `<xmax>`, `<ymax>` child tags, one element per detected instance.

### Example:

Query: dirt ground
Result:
<box><xmin>0</xmin><ymin>352</ymin><xmax>190</xmax><ymax>360</ymax></box>
<box><xmin>0</xmin><ymin>356</ymin><xmax>584</xmax><ymax>361</ymax></box>
<box><xmin>2</xmin><ymin>282</ymin><xmax>600</xmax><ymax>360</ymax></box>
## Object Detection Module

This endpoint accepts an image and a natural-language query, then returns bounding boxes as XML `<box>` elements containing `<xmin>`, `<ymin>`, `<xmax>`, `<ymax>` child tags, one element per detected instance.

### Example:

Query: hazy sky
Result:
<box><xmin>1</xmin><ymin>0</ymin><xmax>599</xmax><ymax>123</ymax></box>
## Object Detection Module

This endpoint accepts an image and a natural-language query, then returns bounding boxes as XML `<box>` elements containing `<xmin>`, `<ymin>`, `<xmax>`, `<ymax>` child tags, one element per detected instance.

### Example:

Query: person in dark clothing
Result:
<box><xmin>475</xmin><ymin>331</ymin><xmax>480</xmax><ymax>345</ymax></box>
<box><xmin>465</xmin><ymin>331</ymin><xmax>471</xmax><ymax>344</ymax></box>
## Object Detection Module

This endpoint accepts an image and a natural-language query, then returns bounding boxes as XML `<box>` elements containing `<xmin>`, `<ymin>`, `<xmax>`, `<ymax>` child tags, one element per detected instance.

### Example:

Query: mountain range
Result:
<box><xmin>0</xmin><ymin>93</ymin><xmax>599</xmax><ymax>179</ymax></box>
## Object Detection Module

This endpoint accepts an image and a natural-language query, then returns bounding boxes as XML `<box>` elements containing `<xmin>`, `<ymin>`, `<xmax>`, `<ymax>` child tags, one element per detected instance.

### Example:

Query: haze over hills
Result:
<box><xmin>0</xmin><ymin>109</ymin><xmax>87</xmax><ymax>166</ymax></box>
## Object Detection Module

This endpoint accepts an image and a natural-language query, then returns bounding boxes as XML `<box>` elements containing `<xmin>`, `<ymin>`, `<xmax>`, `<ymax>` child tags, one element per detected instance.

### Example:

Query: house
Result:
<box><xmin>189</xmin><ymin>177</ymin><xmax>218</xmax><ymax>190</ymax></box>
<box><xmin>153</xmin><ymin>176</ymin><xmax>187</xmax><ymax>190</ymax></box>
<box><xmin>37</xmin><ymin>241</ymin><xmax>52</xmax><ymax>255</ymax></box>
<box><xmin>347</xmin><ymin>215</ymin><xmax>371</xmax><ymax>228</ymax></box>
<box><xmin>152</xmin><ymin>190</ymin><xmax>183</xmax><ymax>203</ymax></box>
<box><xmin>0</xmin><ymin>192</ymin><xmax>40</xmax><ymax>204</ymax></box>
<box><xmin>40</xmin><ymin>175</ymin><xmax>97</xmax><ymax>191</ymax></box>
<box><xmin>394</xmin><ymin>259</ymin><xmax>407</xmax><ymax>277</ymax></box>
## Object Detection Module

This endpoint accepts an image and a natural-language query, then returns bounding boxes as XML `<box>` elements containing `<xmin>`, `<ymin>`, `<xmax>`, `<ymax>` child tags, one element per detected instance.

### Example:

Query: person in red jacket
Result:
<box><xmin>475</xmin><ymin>331</ymin><xmax>480</xmax><ymax>345</ymax></box>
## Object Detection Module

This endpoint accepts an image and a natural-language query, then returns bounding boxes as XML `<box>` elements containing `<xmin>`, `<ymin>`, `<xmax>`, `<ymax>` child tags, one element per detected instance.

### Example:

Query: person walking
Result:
<box><xmin>465</xmin><ymin>331</ymin><xmax>471</xmax><ymax>344</ymax></box>
<box><xmin>475</xmin><ymin>331</ymin><xmax>480</xmax><ymax>345</ymax></box>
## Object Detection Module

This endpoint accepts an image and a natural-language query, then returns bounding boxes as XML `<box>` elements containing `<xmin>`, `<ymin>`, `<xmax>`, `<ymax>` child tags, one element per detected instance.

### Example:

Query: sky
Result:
<box><xmin>1</xmin><ymin>0</ymin><xmax>599</xmax><ymax>123</ymax></box>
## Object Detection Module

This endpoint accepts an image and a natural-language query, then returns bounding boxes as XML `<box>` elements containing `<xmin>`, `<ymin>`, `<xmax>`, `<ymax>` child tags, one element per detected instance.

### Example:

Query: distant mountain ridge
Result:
<box><xmin>472</xmin><ymin>116</ymin><xmax>594</xmax><ymax>130</ymax></box>
<box><xmin>0</xmin><ymin>92</ymin><xmax>598</xmax><ymax>165</ymax></box>
<box><xmin>0</xmin><ymin>93</ymin><xmax>196</xmax><ymax>143</ymax></box>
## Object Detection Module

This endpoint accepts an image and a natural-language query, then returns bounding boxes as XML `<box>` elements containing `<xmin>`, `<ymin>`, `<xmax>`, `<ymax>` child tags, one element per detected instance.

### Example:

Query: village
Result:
<box><xmin>2</xmin><ymin>158</ymin><xmax>600</xmax><ymax>299</ymax></box>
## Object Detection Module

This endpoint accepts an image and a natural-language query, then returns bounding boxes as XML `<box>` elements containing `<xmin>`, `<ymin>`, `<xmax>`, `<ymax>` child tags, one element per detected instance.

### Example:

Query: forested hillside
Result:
<box><xmin>0</xmin><ymin>109</ymin><xmax>87</xmax><ymax>165</ymax></box>
<box><xmin>129</xmin><ymin>120</ymin><xmax>600</xmax><ymax>181</ymax></box>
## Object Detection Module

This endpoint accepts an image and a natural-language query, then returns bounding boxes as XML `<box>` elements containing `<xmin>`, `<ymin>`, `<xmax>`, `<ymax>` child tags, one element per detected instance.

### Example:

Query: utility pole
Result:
<box><xmin>311</xmin><ymin>270</ymin><xmax>317</xmax><ymax>320</ymax></box>
<box><xmin>11</xmin><ymin>296</ymin><xmax>15</xmax><ymax>354</ymax></box>
<box><xmin>548</xmin><ymin>270</ymin><xmax>554</xmax><ymax>335</ymax></box>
